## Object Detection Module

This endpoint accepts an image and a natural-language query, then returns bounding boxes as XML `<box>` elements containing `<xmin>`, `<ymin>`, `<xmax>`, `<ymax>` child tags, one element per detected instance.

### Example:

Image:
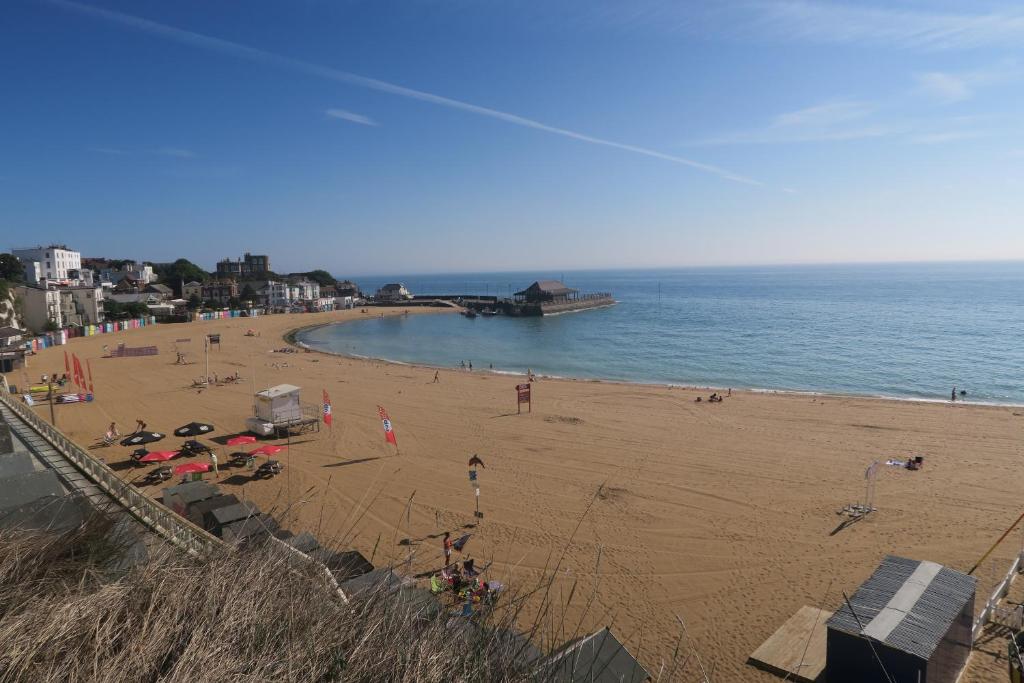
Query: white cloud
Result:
<box><xmin>326</xmin><ymin>109</ymin><xmax>377</xmax><ymax>126</ymax></box>
<box><xmin>914</xmin><ymin>72</ymin><xmax>972</xmax><ymax>103</ymax></box>
<box><xmin>740</xmin><ymin>0</ymin><xmax>1024</xmax><ymax>50</ymax></box>
<box><xmin>44</xmin><ymin>0</ymin><xmax>763</xmax><ymax>187</ymax></box>
<box><xmin>909</xmin><ymin>130</ymin><xmax>988</xmax><ymax>144</ymax></box>
<box><xmin>692</xmin><ymin>100</ymin><xmax>888</xmax><ymax>145</ymax></box>
<box><xmin>914</xmin><ymin>62</ymin><xmax>1021</xmax><ymax>103</ymax></box>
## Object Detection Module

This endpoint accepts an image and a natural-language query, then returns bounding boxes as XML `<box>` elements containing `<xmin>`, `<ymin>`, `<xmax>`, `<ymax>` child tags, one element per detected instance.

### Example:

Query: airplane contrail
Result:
<box><xmin>43</xmin><ymin>0</ymin><xmax>763</xmax><ymax>186</ymax></box>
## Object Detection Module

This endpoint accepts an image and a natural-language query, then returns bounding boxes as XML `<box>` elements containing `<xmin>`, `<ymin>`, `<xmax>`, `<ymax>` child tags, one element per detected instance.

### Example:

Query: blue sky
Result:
<box><xmin>3</xmin><ymin>0</ymin><xmax>1023</xmax><ymax>275</ymax></box>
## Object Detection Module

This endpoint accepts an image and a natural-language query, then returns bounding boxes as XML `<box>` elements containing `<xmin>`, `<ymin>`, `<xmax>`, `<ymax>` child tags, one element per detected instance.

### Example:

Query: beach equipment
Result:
<box><xmin>120</xmin><ymin>431</ymin><xmax>165</xmax><ymax>446</ymax></box>
<box><xmin>255</xmin><ymin>460</ymin><xmax>284</xmax><ymax>478</ymax></box>
<box><xmin>174</xmin><ymin>422</ymin><xmax>215</xmax><ymax>437</ymax></box>
<box><xmin>226</xmin><ymin>435</ymin><xmax>257</xmax><ymax>446</ymax></box>
<box><xmin>178</xmin><ymin>440</ymin><xmax>214</xmax><ymax>459</ymax></box>
<box><xmin>173</xmin><ymin>462</ymin><xmax>211</xmax><ymax>475</ymax></box>
<box><xmin>142</xmin><ymin>466</ymin><xmax>173</xmax><ymax>485</ymax></box>
<box><xmin>250</xmin><ymin>444</ymin><xmax>286</xmax><ymax>456</ymax></box>
<box><xmin>138</xmin><ymin>450</ymin><xmax>180</xmax><ymax>462</ymax></box>
<box><xmin>453</xmin><ymin>534</ymin><xmax>471</xmax><ymax>552</ymax></box>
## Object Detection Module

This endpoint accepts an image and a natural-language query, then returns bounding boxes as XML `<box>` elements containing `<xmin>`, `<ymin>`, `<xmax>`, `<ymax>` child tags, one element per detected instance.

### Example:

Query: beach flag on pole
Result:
<box><xmin>64</xmin><ymin>351</ymin><xmax>71</xmax><ymax>377</ymax></box>
<box><xmin>378</xmin><ymin>406</ymin><xmax>398</xmax><ymax>446</ymax></box>
<box><xmin>322</xmin><ymin>390</ymin><xmax>332</xmax><ymax>427</ymax></box>
<box><xmin>72</xmin><ymin>354</ymin><xmax>84</xmax><ymax>390</ymax></box>
<box><xmin>86</xmin><ymin>359</ymin><xmax>95</xmax><ymax>395</ymax></box>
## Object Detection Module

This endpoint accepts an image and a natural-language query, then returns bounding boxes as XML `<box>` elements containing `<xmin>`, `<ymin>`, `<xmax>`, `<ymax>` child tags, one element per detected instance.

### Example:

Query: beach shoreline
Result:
<box><xmin>288</xmin><ymin>314</ymin><xmax>1024</xmax><ymax>410</ymax></box>
<box><xmin>11</xmin><ymin>307</ymin><xmax>1022</xmax><ymax>682</ymax></box>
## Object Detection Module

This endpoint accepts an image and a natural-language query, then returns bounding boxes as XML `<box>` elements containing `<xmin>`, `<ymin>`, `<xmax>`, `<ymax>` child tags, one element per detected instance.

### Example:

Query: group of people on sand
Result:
<box><xmin>431</xmin><ymin>535</ymin><xmax>502</xmax><ymax>612</ymax></box>
<box><xmin>696</xmin><ymin>388</ymin><xmax>731</xmax><ymax>403</ymax></box>
<box><xmin>40</xmin><ymin>373</ymin><xmax>70</xmax><ymax>387</ymax></box>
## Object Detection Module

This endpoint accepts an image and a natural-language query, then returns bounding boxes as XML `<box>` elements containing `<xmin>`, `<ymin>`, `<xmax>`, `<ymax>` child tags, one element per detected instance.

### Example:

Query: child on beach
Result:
<box><xmin>443</xmin><ymin>532</ymin><xmax>453</xmax><ymax>565</ymax></box>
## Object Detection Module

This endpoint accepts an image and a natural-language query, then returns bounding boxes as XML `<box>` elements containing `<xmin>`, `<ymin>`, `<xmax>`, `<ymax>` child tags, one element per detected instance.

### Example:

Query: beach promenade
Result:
<box><xmin>16</xmin><ymin>307</ymin><xmax>1024</xmax><ymax>681</ymax></box>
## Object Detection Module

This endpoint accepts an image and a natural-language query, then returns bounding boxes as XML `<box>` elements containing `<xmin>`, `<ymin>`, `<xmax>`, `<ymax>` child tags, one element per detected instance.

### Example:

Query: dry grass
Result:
<box><xmin>0</xmin><ymin>508</ymin><xmax>693</xmax><ymax>683</ymax></box>
<box><xmin>0</xmin><ymin>511</ymin><xmax>557</xmax><ymax>683</ymax></box>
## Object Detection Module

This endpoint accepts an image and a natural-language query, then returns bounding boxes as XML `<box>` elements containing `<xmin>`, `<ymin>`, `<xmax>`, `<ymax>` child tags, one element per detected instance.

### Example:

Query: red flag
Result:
<box><xmin>72</xmin><ymin>354</ymin><xmax>84</xmax><ymax>390</ymax></box>
<box><xmin>86</xmin><ymin>359</ymin><xmax>95</xmax><ymax>395</ymax></box>
<box><xmin>322</xmin><ymin>390</ymin><xmax>332</xmax><ymax>427</ymax></box>
<box><xmin>378</xmin><ymin>406</ymin><xmax>397</xmax><ymax>445</ymax></box>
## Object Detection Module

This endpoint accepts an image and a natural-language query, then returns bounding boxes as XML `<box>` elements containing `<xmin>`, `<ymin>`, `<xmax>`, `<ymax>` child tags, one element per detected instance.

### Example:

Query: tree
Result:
<box><xmin>227</xmin><ymin>296</ymin><xmax>242</xmax><ymax>310</ymax></box>
<box><xmin>152</xmin><ymin>259</ymin><xmax>210</xmax><ymax>296</ymax></box>
<box><xmin>125</xmin><ymin>302</ymin><xmax>149</xmax><ymax>318</ymax></box>
<box><xmin>0</xmin><ymin>253</ymin><xmax>24</xmax><ymax>282</ymax></box>
<box><xmin>187</xmin><ymin>294</ymin><xmax>201</xmax><ymax>311</ymax></box>
<box><xmin>103</xmin><ymin>300</ymin><xmax>125</xmax><ymax>318</ymax></box>
<box><xmin>301</xmin><ymin>269</ymin><xmax>337</xmax><ymax>288</ymax></box>
<box><xmin>240</xmin><ymin>283</ymin><xmax>257</xmax><ymax>302</ymax></box>
<box><xmin>44</xmin><ymin>319</ymin><xmax>60</xmax><ymax>332</ymax></box>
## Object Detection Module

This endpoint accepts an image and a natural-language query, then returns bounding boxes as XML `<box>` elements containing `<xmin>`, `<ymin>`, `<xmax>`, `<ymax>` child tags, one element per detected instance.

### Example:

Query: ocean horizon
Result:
<box><xmin>300</xmin><ymin>262</ymin><xmax>1024</xmax><ymax>405</ymax></box>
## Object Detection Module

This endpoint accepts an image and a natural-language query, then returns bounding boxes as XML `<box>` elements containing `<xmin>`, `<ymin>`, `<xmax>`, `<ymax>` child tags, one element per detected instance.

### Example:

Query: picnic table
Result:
<box><xmin>255</xmin><ymin>460</ymin><xmax>284</xmax><ymax>478</ymax></box>
<box><xmin>143</xmin><ymin>465</ymin><xmax>173</xmax><ymax>485</ymax></box>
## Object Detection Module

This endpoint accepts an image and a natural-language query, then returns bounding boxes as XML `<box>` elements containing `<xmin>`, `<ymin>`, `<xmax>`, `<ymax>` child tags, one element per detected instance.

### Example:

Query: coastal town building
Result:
<box><xmin>334</xmin><ymin>280</ymin><xmax>360</xmax><ymax>298</ymax></box>
<box><xmin>0</xmin><ymin>326</ymin><xmax>27</xmax><ymax>373</ymax></box>
<box><xmin>182</xmin><ymin>281</ymin><xmax>204</xmax><ymax>301</ymax></box>
<box><xmin>15</xmin><ymin>283</ymin><xmax>104</xmax><ymax>333</ymax></box>
<box><xmin>293</xmin><ymin>278</ymin><xmax>320</xmax><ymax>301</ymax></box>
<box><xmin>99</xmin><ymin>261</ymin><xmax>156</xmax><ymax>286</ymax></box>
<box><xmin>199</xmin><ymin>280</ymin><xmax>239</xmax><ymax>306</ymax></box>
<box><xmin>216</xmin><ymin>252</ymin><xmax>270</xmax><ymax>279</ymax></box>
<box><xmin>375</xmin><ymin>283</ymin><xmax>412</xmax><ymax>302</ymax></box>
<box><xmin>12</xmin><ymin>244</ymin><xmax>82</xmax><ymax>284</ymax></box>
<box><xmin>256</xmin><ymin>280</ymin><xmax>291</xmax><ymax>309</ymax></box>
<box><xmin>513</xmin><ymin>280</ymin><xmax>579</xmax><ymax>304</ymax></box>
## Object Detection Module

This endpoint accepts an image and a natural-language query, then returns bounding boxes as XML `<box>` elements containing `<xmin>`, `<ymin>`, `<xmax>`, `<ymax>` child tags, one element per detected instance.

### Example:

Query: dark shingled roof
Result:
<box><xmin>544</xmin><ymin>627</ymin><xmax>649</xmax><ymax>682</ymax></box>
<box><xmin>826</xmin><ymin>555</ymin><xmax>976</xmax><ymax>660</ymax></box>
<box><xmin>0</xmin><ymin>326</ymin><xmax>26</xmax><ymax>338</ymax></box>
<box><xmin>514</xmin><ymin>280</ymin><xmax>578</xmax><ymax>297</ymax></box>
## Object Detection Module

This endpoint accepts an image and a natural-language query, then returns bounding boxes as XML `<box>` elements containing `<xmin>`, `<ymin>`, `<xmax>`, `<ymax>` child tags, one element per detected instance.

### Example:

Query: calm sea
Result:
<box><xmin>298</xmin><ymin>263</ymin><xmax>1024</xmax><ymax>404</ymax></box>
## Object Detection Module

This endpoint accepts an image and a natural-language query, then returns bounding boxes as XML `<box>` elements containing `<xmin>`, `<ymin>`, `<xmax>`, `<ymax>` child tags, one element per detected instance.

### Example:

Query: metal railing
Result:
<box><xmin>0</xmin><ymin>391</ymin><xmax>223</xmax><ymax>557</ymax></box>
<box><xmin>973</xmin><ymin>550</ymin><xmax>1024</xmax><ymax>643</ymax></box>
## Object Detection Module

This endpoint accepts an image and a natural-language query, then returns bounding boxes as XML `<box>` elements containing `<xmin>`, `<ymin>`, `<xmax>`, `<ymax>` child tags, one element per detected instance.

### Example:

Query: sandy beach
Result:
<box><xmin>14</xmin><ymin>308</ymin><xmax>1024</xmax><ymax>681</ymax></box>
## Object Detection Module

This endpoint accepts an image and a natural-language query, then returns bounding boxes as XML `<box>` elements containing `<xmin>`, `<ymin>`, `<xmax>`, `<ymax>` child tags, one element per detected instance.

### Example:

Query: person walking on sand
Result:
<box><xmin>108</xmin><ymin>422</ymin><xmax>119</xmax><ymax>437</ymax></box>
<box><xmin>443</xmin><ymin>532</ymin><xmax>453</xmax><ymax>566</ymax></box>
<box><xmin>951</xmin><ymin>386</ymin><xmax>957</xmax><ymax>402</ymax></box>
<box><xmin>433</xmin><ymin>370</ymin><xmax>440</xmax><ymax>383</ymax></box>
<box><xmin>210</xmin><ymin>452</ymin><xmax>219</xmax><ymax>478</ymax></box>
<box><xmin>134</xmin><ymin>419</ymin><xmax>146</xmax><ymax>434</ymax></box>
<box><xmin>468</xmin><ymin>361</ymin><xmax>472</xmax><ymax>371</ymax></box>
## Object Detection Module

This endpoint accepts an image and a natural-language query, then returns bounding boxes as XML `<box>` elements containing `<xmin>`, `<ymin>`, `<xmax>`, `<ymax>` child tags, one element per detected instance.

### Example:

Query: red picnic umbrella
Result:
<box><xmin>249</xmin><ymin>444</ymin><xmax>286</xmax><ymax>456</ymax></box>
<box><xmin>227</xmin><ymin>435</ymin><xmax>257</xmax><ymax>446</ymax></box>
<box><xmin>173</xmin><ymin>462</ymin><xmax>211</xmax><ymax>475</ymax></box>
<box><xmin>138</xmin><ymin>450</ymin><xmax>180</xmax><ymax>463</ymax></box>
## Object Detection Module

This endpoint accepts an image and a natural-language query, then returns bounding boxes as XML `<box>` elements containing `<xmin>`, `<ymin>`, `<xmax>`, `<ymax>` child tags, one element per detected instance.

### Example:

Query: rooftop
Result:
<box><xmin>826</xmin><ymin>555</ymin><xmax>976</xmax><ymax>660</ymax></box>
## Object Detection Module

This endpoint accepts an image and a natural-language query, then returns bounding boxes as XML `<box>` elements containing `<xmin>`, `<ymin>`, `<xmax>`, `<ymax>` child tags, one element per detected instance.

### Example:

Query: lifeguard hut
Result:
<box><xmin>246</xmin><ymin>384</ymin><xmax>320</xmax><ymax>436</ymax></box>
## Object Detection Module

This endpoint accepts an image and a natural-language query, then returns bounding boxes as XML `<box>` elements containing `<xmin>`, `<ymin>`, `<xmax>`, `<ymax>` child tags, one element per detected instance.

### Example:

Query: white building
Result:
<box><xmin>256</xmin><ymin>280</ymin><xmax>292</xmax><ymax>309</ymax></box>
<box><xmin>293</xmin><ymin>278</ymin><xmax>321</xmax><ymax>301</ymax></box>
<box><xmin>375</xmin><ymin>283</ymin><xmax>412</xmax><ymax>302</ymax></box>
<box><xmin>15</xmin><ymin>283</ymin><xmax>104</xmax><ymax>333</ymax></box>
<box><xmin>100</xmin><ymin>262</ymin><xmax>156</xmax><ymax>286</ymax></box>
<box><xmin>12</xmin><ymin>245</ymin><xmax>82</xmax><ymax>284</ymax></box>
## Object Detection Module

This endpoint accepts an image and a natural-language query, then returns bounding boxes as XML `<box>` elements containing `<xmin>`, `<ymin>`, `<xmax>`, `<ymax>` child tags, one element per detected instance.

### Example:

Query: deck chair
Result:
<box><xmin>98</xmin><ymin>430</ymin><xmax>116</xmax><ymax>446</ymax></box>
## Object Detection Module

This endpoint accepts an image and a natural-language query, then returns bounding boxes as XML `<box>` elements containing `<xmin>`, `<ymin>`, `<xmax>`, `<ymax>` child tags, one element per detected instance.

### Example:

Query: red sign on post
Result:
<box><xmin>516</xmin><ymin>383</ymin><xmax>531</xmax><ymax>413</ymax></box>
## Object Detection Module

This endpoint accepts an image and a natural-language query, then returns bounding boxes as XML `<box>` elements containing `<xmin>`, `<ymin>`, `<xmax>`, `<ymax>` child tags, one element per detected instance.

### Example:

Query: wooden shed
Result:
<box><xmin>826</xmin><ymin>555</ymin><xmax>975</xmax><ymax>683</ymax></box>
